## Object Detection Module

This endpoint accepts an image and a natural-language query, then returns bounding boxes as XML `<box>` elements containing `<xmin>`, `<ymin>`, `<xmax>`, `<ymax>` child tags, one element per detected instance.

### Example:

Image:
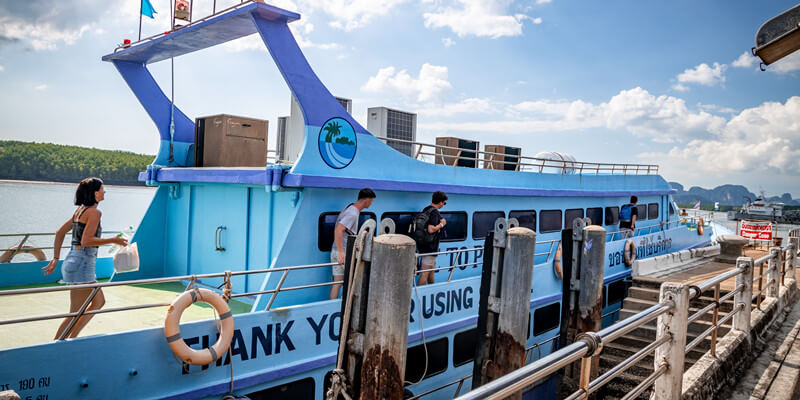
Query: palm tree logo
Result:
<box><xmin>323</xmin><ymin>121</ymin><xmax>342</xmax><ymax>143</ymax></box>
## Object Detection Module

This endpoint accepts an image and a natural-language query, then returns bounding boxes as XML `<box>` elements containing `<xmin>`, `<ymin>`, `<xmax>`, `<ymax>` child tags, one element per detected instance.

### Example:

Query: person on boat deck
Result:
<box><xmin>330</xmin><ymin>188</ymin><xmax>376</xmax><ymax>299</ymax></box>
<box><xmin>417</xmin><ymin>191</ymin><xmax>448</xmax><ymax>286</ymax></box>
<box><xmin>619</xmin><ymin>195</ymin><xmax>639</xmax><ymax>238</ymax></box>
<box><xmin>42</xmin><ymin>177</ymin><xmax>128</xmax><ymax>339</ymax></box>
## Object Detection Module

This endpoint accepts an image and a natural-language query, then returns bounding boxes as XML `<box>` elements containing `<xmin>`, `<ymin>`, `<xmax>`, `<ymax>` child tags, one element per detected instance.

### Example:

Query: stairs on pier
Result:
<box><xmin>596</xmin><ymin>276</ymin><xmax>734</xmax><ymax>399</ymax></box>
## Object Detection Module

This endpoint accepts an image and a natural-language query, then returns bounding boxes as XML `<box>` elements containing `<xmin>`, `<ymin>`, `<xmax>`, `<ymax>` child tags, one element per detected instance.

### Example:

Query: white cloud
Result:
<box><xmin>698</xmin><ymin>103</ymin><xmax>737</xmax><ymax>114</ymax></box>
<box><xmin>442</xmin><ymin>37</ymin><xmax>456</xmax><ymax>47</ymax></box>
<box><xmin>417</xmin><ymin>98</ymin><xmax>492</xmax><ymax>116</ymax></box>
<box><xmin>673</xmin><ymin>62</ymin><xmax>727</xmax><ymax>90</ymax></box>
<box><xmin>732</xmin><ymin>51</ymin><xmax>758</xmax><ymax>69</ymax></box>
<box><xmin>423</xmin><ymin>0</ymin><xmax>530</xmax><ymax>38</ymax></box>
<box><xmin>362</xmin><ymin>64</ymin><xmax>452</xmax><ymax>102</ymax></box>
<box><xmin>770</xmin><ymin>51</ymin><xmax>800</xmax><ymax>74</ymax></box>
<box><xmin>651</xmin><ymin>96</ymin><xmax>800</xmax><ymax>174</ymax></box>
<box><xmin>420</xmin><ymin>87</ymin><xmax>726</xmax><ymax>143</ymax></box>
<box><xmin>532</xmin><ymin>17</ymin><xmax>543</xmax><ymax>24</ymax></box>
<box><xmin>0</xmin><ymin>1</ymin><xmax>101</xmax><ymax>50</ymax></box>
<box><xmin>0</xmin><ymin>65</ymin><xmax>4</xmax><ymax>72</ymax></box>
<box><xmin>34</xmin><ymin>84</ymin><xmax>48</xmax><ymax>91</ymax></box>
<box><xmin>318</xmin><ymin>0</ymin><xmax>407</xmax><ymax>31</ymax></box>
<box><xmin>536</xmin><ymin>0</ymin><xmax>552</xmax><ymax>4</ymax></box>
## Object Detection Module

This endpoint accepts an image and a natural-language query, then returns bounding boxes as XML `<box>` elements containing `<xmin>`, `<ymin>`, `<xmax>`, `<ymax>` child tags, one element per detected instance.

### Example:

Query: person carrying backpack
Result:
<box><xmin>619</xmin><ymin>195</ymin><xmax>638</xmax><ymax>238</ymax></box>
<box><xmin>412</xmin><ymin>191</ymin><xmax>448</xmax><ymax>285</ymax></box>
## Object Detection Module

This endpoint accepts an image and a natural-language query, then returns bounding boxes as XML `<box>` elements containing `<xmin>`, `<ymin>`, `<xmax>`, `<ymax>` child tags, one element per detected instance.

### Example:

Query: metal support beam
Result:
<box><xmin>653</xmin><ymin>282</ymin><xmax>689</xmax><ymax>400</ymax></box>
<box><xmin>359</xmin><ymin>234</ymin><xmax>416</xmax><ymax>400</ymax></box>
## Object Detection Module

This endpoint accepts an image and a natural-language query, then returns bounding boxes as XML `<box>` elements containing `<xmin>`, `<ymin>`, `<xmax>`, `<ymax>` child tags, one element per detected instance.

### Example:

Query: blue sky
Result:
<box><xmin>1</xmin><ymin>0</ymin><xmax>799</xmax><ymax>196</ymax></box>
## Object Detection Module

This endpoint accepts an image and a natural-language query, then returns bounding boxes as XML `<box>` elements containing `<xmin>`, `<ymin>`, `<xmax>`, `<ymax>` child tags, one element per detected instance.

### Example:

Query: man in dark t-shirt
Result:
<box><xmin>418</xmin><ymin>191</ymin><xmax>448</xmax><ymax>285</ymax></box>
<box><xmin>619</xmin><ymin>195</ymin><xmax>638</xmax><ymax>238</ymax></box>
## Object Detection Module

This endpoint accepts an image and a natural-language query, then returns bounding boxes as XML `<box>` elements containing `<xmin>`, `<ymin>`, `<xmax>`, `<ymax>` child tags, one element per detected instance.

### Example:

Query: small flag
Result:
<box><xmin>142</xmin><ymin>0</ymin><xmax>157</xmax><ymax>19</ymax></box>
<box><xmin>692</xmin><ymin>201</ymin><xmax>701</xmax><ymax>210</ymax></box>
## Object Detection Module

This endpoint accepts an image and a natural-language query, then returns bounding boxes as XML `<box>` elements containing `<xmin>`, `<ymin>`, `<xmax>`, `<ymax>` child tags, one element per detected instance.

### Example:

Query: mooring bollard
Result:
<box><xmin>653</xmin><ymin>282</ymin><xmax>689</xmax><ymax>400</ymax></box>
<box><xmin>472</xmin><ymin>219</ymin><xmax>536</xmax><ymax>395</ymax></box>
<box><xmin>768</xmin><ymin>247</ymin><xmax>781</xmax><ymax>299</ymax></box>
<box><xmin>734</xmin><ymin>257</ymin><xmax>754</xmax><ymax>333</ymax></box>
<box><xmin>359</xmin><ymin>234</ymin><xmax>416</xmax><ymax>400</ymax></box>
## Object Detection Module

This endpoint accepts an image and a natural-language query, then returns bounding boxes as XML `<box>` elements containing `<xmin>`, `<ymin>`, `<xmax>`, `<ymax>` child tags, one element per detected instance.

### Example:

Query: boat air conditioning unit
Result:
<box><xmin>533</xmin><ymin>151</ymin><xmax>577</xmax><ymax>174</ymax></box>
<box><xmin>435</xmin><ymin>137</ymin><xmax>479</xmax><ymax>168</ymax></box>
<box><xmin>194</xmin><ymin>114</ymin><xmax>268</xmax><ymax>167</ymax></box>
<box><xmin>483</xmin><ymin>145</ymin><xmax>521</xmax><ymax>171</ymax></box>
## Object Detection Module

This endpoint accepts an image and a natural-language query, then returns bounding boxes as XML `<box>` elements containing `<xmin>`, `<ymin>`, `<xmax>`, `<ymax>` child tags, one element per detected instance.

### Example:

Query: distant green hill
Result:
<box><xmin>0</xmin><ymin>141</ymin><xmax>153</xmax><ymax>186</ymax></box>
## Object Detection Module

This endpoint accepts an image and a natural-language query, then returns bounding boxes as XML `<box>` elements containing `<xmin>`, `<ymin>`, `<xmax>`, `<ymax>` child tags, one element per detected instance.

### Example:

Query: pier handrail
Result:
<box><xmin>457</xmin><ymin>241</ymin><xmax>798</xmax><ymax>400</ymax></box>
<box><xmin>375</xmin><ymin>137</ymin><xmax>659</xmax><ymax>175</ymax></box>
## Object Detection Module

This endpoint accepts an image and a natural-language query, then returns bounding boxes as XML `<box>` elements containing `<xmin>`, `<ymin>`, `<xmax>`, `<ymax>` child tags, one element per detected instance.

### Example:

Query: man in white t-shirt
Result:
<box><xmin>330</xmin><ymin>188</ymin><xmax>376</xmax><ymax>299</ymax></box>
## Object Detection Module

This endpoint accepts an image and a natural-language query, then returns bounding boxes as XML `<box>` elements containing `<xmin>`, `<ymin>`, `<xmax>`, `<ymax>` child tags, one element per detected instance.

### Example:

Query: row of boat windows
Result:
<box><xmin>317</xmin><ymin>203</ymin><xmax>662</xmax><ymax>251</ymax></box>
<box><xmin>249</xmin><ymin>302</ymin><xmax>562</xmax><ymax>397</ymax></box>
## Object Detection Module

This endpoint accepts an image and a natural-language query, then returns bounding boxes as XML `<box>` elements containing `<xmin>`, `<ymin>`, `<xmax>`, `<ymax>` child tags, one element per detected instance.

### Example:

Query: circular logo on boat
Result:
<box><xmin>318</xmin><ymin>117</ymin><xmax>357</xmax><ymax>169</ymax></box>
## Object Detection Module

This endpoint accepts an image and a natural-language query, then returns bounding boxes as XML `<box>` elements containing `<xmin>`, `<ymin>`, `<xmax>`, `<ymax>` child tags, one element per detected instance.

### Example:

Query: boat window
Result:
<box><xmin>604</xmin><ymin>207</ymin><xmax>619</xmax><ymax>226</ymax></box>
<box><xmin>406</xmin><ymin>337</ymin><xmax>449</xmax><ymax>381</ymax></box>
<box><xmin>533</xmin><ymin>302</ymin><xmax>561</xmax><ymax>336</ymax></box>
<box><xmin>472</xmin><ymin>211</ymin><xmax>505</xmax><ymax>239</ymax></box>
<box><xmin>539</xmin><ymin>210</ymin><xmax>562</xmax><ymax>233</ymax></box>
<box><xmin>248</xmin><ymin>377</ymin><xmax>314</xmax><ymax>399</ymax></box>
<box><xmin>453</xmin><ymin>328</ymin><xmax>478</xmax><ymax>367</ymax></box>
<box><xmin>636</xmin><ymin>205</ymin><xmax>647</xmax><ymax>221</ymax></box>
<box><xmin>564</xmin><ymin>208</ymin><xmax>584</xmax><ymax>228</ymax></box>
<box><xmin>669</xmin><ymin>202</ymin><xmax>675</xmax><ymax>216</ymax></box>
<box><xmin>317</xmin><ymin>212</ymin><xmax>376</xmax><ymax>252</ymax></box>
<box><xmin>509</xmin><ymin>210</ymin><xmax>536</xmax><ymax>232</ymax></box>
<box><xmin>586</xmin><ymin>208</ymin><xmax>603</xmax><ymax>226</ymax></box>
<box><xmin>440</xmin><ymin>212</ymin><xmax>468</xmax><ymax>242</ymax></box>
<box><xmin>606</xmin><ymin>280</ymin><xmax>629</xmax><ymax>306</ymax></box>
<box><xmin>648</xmin><ymin>203</ymin><xmax>659</xmax><ymax>220</ymax></box>
<box><xmin>381</xmin><ymin>212</ymin><xmax>415</xmax><ymax>237</ymax></box>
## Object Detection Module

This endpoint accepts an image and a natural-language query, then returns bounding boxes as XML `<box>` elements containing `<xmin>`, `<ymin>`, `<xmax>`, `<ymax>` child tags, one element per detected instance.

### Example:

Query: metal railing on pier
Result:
<box><xmin>375</xmin><ymin>137</ymin><xmax>659</xmax><ymax>176</ymax></box>
<box><xmin>456</xmin><ymin>240</ymin><xmax>799</xmax><ymax>400</ymax></box>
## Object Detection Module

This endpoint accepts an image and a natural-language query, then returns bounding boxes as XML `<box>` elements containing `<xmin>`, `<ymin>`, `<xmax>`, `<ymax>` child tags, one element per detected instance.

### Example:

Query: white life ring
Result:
<box><xmin>164</xmin><ymin>288</ymin><xmax>234</xmax><ymax>365</ymax></box>
<box><xmin>0</xmin><ymin>246</ymin><xmax>47</xmax><ymax>263</ymax></box>
<box><xmin>623</xmin><ymin>240</ymin><xmax>637</xmax><ymax>267</ymax></box>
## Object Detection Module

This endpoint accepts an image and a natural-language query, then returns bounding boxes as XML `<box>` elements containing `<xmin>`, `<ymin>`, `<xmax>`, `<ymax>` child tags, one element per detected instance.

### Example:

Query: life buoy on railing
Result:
<box><xmin>697</xmin><ymin>217</ymin><xmax>705</xmax><ymax>236</ymax></box>
<box><xmin>0</xmin><ymin>246</ymin><xmax>47</xmax><ymax>263</ymax></box>
<box><xmin>553</xmin><ymin>244</ymin><xmax>563</xmax><ymax>279</ymax></box>
<box><xmin>623</xmin><ymin>240</ymin><xmax>637</xmax><ymax>267</ymax></box>
<box><xmin>164</xmin><ymin>288</ymin><xmax>234</xmax><ymax>365</ymax></box>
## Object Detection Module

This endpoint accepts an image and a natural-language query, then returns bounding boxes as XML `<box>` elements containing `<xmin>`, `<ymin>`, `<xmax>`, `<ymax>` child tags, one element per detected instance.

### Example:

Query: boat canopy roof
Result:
<box><xmin>101</xmin><ymin>2</ymin><xmax>299</xmax><ymax>65</ymax></box>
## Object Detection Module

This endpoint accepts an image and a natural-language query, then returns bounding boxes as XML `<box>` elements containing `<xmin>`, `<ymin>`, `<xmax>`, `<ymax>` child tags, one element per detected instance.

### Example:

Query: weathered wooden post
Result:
<box><xmin>472</xmin><ymin>219</ymin><xmax>536</xmax><ymax>396</ymax></box>
<box><xmin>653</xmin><ymin>282</ymin><xmax>689</xmax><ymax>400</ymax></box>
<box><xmin>768</xmin><ymin>247</ymin><xmax>781</xmax><ymax>299</ymax></box>
<box><xmin>359</xmin><ymin>234</ymin><xmax>416</xmax><ymax>400</ymax></box>
<box><xmin>734</xmin><ymin>257</ymin><xmax>754</xmax><ymax>334</ymax></box>
<box><xmin>575</xmin><ymin>225</ymin><xmax>606</xmax><ymax>386</ymax></box>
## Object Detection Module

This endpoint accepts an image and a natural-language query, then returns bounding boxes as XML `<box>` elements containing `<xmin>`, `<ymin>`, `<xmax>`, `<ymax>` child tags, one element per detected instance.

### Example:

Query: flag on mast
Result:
<box><xmin>142</xmin><ymin>0</ymin><xmax>157</xmax><ymax>19</ymax></box>
<box><xmin>692</xmin><ymin>200</ymin><xmax>701</xmax><ymax>210</ymax></box>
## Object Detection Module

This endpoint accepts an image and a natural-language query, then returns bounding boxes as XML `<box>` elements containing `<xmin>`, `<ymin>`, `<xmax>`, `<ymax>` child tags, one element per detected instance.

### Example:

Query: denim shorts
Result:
<box><xmin>61</xmin><ymin>246</ymin><xmax>98</xmax><ymax>284</ymax></box>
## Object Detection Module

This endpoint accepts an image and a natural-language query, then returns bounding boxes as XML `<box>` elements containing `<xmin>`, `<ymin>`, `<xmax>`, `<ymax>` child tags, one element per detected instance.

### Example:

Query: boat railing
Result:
<box><xmin>0</xmin><ymin>241</ymin><xmax>561</xmax><ymax>337</ymax></box>
<box><xmin>606</xmin><ymin>220</ymin><xmax>683</xmax><ymax>242</ymax></box>
<box><xmin>0</xmin><ymin>230</ymin><xmax>125</xmax><ymax>261</ymax></box>
<box><xmin>375</xmin><ymin>137</ymin><xmax>659</xmax><ymax>175</ymax></box>
<box><xmin>454</xmin><ymin>241</ymin><xmax>797</xmax><ymax>400</ymax></box>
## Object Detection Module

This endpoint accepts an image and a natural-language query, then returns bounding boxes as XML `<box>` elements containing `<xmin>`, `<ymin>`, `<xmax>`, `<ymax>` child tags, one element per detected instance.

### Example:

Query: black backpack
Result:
<box><xmin>410</xmin><ymin>207</ymin><xmax>436</xmax><ymax>247</ymax></box>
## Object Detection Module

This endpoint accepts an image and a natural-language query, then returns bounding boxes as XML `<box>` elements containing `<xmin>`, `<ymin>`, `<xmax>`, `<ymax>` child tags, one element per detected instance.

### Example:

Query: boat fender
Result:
<box><xmin>553</xmin><ymin>244</ymin><xmax>563</xmax><ymax>280</ymax></box>
<box><xmin>164</xmin><ymin>288</ymin><xmax>234</xmax><ymax>366</ymax></box>
<box><xmin>623</xmin><ymin>240</ymin><xmax>636</xmax><ymax>267</ymax></box>
<box><xmin>0</xmin><ymin>246</ymin><xmax>47</xmax><ymax>263</ymax></box>
<box><xmin>697</xmin><ymin>218</ymin><xmax>705</xmax><ymax>236</ymax></box>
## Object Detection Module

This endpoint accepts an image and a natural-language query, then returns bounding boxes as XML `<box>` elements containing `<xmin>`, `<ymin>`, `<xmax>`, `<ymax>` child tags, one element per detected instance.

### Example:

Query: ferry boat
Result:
<box><xmin>0</xmin><ymin>2</ymin><xmax>713</xmax><ymax>399</ymax></box>
<box><xmin>729</xmin><ymin>194</ymin><xmax>785</xmax><ymax>222</ymax></box>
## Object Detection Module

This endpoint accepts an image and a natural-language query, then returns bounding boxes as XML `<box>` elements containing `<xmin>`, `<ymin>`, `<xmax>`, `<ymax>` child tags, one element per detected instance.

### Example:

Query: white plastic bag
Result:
<box><xmin>113</xmin><ymin>242</ymin><xmax>140</xmax><ymax>273</ymax></box>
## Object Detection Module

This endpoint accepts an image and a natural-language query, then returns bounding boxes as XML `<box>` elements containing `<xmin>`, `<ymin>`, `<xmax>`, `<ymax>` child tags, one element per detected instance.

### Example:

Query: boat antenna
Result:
<box><xmin>168</xmin><ymin>0</ymin><xmax>175</xmax><ymax>164</ymax></box>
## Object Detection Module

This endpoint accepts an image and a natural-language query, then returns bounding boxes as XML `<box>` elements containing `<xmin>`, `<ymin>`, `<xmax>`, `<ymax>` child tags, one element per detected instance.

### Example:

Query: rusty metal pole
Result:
<box><xmin>472</xmin><ymin>219</ymin><xmax>536</xmax><ymax>396</ymax></box>
<box><xmin>359</xmin><ymin>234</ymin><xmax>416</xmax><ymax>400</ymax></box>
<box><xmin>576</xmin><ymin>225</ymin><xmax>606</xmax><ymax>383</ymax></box>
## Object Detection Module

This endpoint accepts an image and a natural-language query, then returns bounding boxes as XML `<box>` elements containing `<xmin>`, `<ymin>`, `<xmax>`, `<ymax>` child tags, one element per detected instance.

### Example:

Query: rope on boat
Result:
<box><xmin>325</xmin><ymin>229</ymin><xmax>370</xmax><ymax>400</ymax></box>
